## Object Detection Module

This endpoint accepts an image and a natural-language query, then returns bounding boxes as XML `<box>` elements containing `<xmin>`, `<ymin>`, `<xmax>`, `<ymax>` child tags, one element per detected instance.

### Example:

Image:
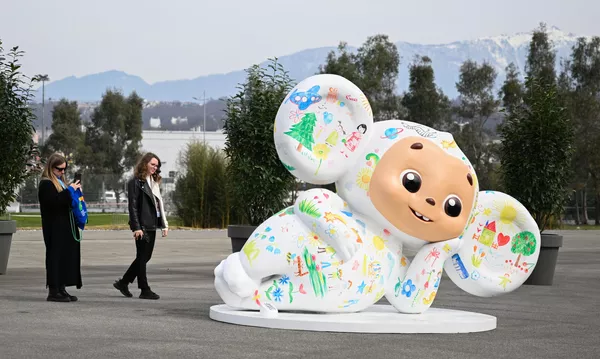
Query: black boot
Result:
<box><xmin>139</xmin><ymin>288</ymin><xmax>160</xmax><ymax>300</ymax></box>
<box><xmin>59</xmin><ymin>285</ymin><xmax>78</xmax><ymax>302</ymax></box>
<box><xmin>113</xmin><ymin>278</ymin><xmax>133</xmax><ymax>298</ymax></box>
<box><xmin>47</xmin><ymin>286</ymin><xmax>70</xmax><ymax>302</ymax></box>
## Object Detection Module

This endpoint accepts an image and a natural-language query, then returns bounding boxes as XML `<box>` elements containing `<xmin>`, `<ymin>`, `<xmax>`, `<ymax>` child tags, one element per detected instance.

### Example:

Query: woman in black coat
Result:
<box><xmin>38</xmin><ymin>153</ymin><xmax>82</xmax><ymax>302</ymax></box>
<box><xmin>113</xmin><ymin>152</ymin><xmax>168</xmax><ymax>300</ymax></box>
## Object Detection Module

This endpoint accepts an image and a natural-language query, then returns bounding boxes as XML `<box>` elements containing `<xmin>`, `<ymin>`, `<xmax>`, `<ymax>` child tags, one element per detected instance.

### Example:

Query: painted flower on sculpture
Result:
<box><xmin>313</xmin><ymin>143</ymin><xmax>331</xmax><ymax>175</ymax></box>
<box><xmin>313</xmin><ymin>143</ymin><xmax>330</xmax><ymax>160</ymax></box>
<box><xmin>401</xmin><ymin>279</ymin><xmax>416</xmax><ymax>298</ymax></box>
<box><xmin>279</xmin><ymin>275</ymin><xmax>290</xmax><ymax>285</ymax></box>
<box><xmin>273</xmin><ymin>287</ymin><xmax>284</xmax><ymax>302</ymax></box>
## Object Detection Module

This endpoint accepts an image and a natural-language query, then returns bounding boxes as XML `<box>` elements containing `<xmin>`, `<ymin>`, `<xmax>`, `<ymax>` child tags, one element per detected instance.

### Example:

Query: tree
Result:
<box><xmin>453</xmin><ymin>60</ymin><xmax>501</xmax><ymax>189</ymax></box>
<box><xmin>499</xmin><ymin>76</ymin><xmax>574</xmax><ymax>232</ymax></box>
<box><xmin>525</xmin><ymin>23</ymin><xmax>556</xmax><ymax>90</ymax></box>
<box><xmin>42</xmin><ymin>99</ymin><xmax>84</xmax><ymax>171</ymax></box>
<box><xmin>510</xmin><ymin>231</ymin><xmax>537</xmax><ymax>268</ymax></box>
<box><xmin>223</xmin><ymin>58</ymin><xmax>296</xmax><ymax>226</ymax></box>
<box><xmin>401</xmin><ymin>55</ymin><xmax>451</xmax><ymax>129</ymax></box>
<box><xmin>173</xmin><ymin>142</ymin><xmax>235</xmax><ymax>228</ymax></box>
<box><xmin>499</xmin><ymin>63</ymin><xmax>524</xmax><ymax>115</ymax></box>
<box><xmin>559</xmin><ymin>36</ymin><xmax>600</xmax><ymax>224</ymax></box>
<box><xmin>0</xmin><ymin>40</ymin><xmax>43</xmax><ymax>215</ymax></box>
<box><xmin>284</xmin><ymin>112</ymin><xmax>317</xmax><ymax>152</ymax></box>
<box><xmin>319</xmin><ymin>34</ymin><xmax>402</xmax><ymax>121</ymax></box>
<box><xmin>78</xmin><ymin>89</ymin><xmax>143</xmax><ymax>204</ymax></box>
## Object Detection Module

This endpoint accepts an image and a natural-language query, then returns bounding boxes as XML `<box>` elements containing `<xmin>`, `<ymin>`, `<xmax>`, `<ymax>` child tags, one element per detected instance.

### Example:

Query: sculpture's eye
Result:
<box><xmin>444</xmin><ymin>196</ymin><xmax>462</xmax><ymax>217</ymax></box>
<box><xmin>401</xmin><ymin>170</ymin><xmax>421</xmax><ymax>193</ymax></box>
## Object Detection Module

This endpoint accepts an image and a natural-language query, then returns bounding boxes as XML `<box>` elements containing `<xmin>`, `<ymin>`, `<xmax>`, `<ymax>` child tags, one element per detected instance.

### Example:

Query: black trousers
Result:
<box><xmin>122</xmin><ymin>230</ymin><xmax>156</xmax><ymax>289</ymax></box>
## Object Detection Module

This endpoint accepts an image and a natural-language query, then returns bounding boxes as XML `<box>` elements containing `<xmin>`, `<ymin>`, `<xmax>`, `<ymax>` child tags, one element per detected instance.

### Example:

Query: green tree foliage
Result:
<box><xmin>453</xmin><ymin>60</ymin><xmax>500</xmax><ymax>190</ymax></box>
<box><xmin>499</xmin><ymin>63</ymin><xmax>524</xmax><ymax>115</ymax></box>
<box><xmin>78</xmin><ymin>89</ymin><xmax>143</xmax><ymax>202</ymax></box>
<box><xmin>0</xmin><ymin>40</ymin><xmax>43</xmax><ymax>215</ymax></box>
<box><xmin>558</xmin><ymin>36</ymin><xmax>600</xmax><ymax>224</ymax></box>
<box><xmin>223</xmin><ymin>58</ymin><xmax>296</xmax><ymax>226</ymax></box>
<box><xmin>319</xmin><ymin>35</ymin><xmax>402</xmax><ymax>121</ymax></box>
<box><xmin>499</xmin><ymin>75</ymin><xmax>574</xmax><ymax>232</ymax></box>
<box><xmin>525</xmin><ymin>23</ymin><xmax>557</xmax><ymax>90</ymax></box>
<box><xmin>42</xmin><ymin>99</ymin><xmax>84</xmax><ymax>170</ymax></box>
<box><xmin>173</xmin><ymin>142</ymin><xmax>237</xmax><ymax>228</ymax></box>
<box><xmin>401</xmin><ymin>55</ymin><xmax>451</xmax><ymax>129</ymax></box>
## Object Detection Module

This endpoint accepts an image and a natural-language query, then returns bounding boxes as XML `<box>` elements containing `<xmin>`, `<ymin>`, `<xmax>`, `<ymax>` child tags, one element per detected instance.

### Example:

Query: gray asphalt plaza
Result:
<box><xmin>0</xmin><ymin>229</ymin><xmax>599</xmax><ymax>359</ymax></box>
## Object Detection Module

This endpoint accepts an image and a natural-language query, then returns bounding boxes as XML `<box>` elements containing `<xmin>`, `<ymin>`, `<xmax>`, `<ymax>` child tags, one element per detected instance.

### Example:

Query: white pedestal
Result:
<box><xmin>209</xmin><ymin>304</ymin><xmax>497</xmax><ymax>333</ymax></box>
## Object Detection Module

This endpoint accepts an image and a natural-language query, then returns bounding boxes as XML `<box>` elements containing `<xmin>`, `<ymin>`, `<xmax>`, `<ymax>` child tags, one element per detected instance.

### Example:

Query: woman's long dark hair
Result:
<box><xmin>134</xmin><ymin>152</ymin><xmax>162</xmax><ymax>183</ymax></box>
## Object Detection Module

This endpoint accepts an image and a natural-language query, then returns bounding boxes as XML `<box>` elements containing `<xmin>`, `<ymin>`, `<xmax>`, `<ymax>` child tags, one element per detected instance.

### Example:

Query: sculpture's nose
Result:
<box><xmin>426</xmin><ymin>198</ymin><xmax>436</xmax><ymax>206</ymax></box>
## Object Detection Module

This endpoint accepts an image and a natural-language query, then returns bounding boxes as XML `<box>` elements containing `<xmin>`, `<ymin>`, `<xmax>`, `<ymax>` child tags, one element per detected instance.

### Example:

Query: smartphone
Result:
<box><xmin>74</xmin><ymin>173</ymin><xmax>82</xmax><ymax>184</ymax></box>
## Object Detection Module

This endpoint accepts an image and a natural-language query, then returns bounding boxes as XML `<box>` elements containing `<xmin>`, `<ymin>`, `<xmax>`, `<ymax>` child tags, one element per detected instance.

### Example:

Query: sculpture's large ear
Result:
<box><xmin>444</xmin><ymin>191</ymin><xmax>541</xmax><ymax>297</ymax></box>
<box><xmin>274</xmin><ymin>74</ymin><xmax>374</xmax><ymax>184</ymax></box>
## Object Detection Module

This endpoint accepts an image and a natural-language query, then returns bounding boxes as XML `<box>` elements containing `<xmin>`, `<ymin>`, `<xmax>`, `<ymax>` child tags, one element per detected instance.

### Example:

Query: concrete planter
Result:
<box><xmin>524</xmin><ymin>233</ymin><xmax>563</xmax><ymax>286</ymax></box>
<box><xmin>227</xmin><ymin>225</ymin><xmax>257</xmax><ymax>253</ymax></box>
<box><xmin>0</xmin><ymin>220</ymin><xmax>17</xmax><ymax>275</ymax></box>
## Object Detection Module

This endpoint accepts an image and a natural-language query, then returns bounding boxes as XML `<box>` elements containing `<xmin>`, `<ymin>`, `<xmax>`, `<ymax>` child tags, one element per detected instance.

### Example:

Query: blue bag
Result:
<box><xmin>67</xmin><ymin>187</ymin><xmax>88</xmax><ymax>230</ymax></box>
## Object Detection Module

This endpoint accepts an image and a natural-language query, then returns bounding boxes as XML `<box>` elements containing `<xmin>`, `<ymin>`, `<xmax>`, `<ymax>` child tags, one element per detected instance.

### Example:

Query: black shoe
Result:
<box><xmin>59</xmin><ymin>286</ymin><xmax>78</xmax><ymax>302</ymax></box>
<box><xmin>47</xmin><ymin>288</ymin><xmax>70</xmax><ymax>302</ymax></box>
<box><xmin>139</xmin><ymin>288</ymin><xmax>160</xmax><ymax>300</ymax></box>
<box><xmin>113</xmin><ymin>279</ymin><xmax>133</xmax><ymax>298</ymax></box>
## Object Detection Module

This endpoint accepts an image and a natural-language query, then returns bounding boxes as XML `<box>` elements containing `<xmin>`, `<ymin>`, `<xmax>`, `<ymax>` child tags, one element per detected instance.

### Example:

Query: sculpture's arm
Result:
<box><xmin>293</xmin><ymin>188</ymin><xmax>362</xmax><ymax>261</ymax></box>
<box><xmin>385</xmin><ymin>238</ymin><xmax>460</xmax><ymax>314</ymax></box>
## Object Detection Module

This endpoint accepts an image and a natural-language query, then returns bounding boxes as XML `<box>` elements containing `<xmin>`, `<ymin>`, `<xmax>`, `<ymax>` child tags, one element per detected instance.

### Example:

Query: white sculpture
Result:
<box><xmin>214</xmin><ymin>74</ymin><xmax>540</xmax><ymax>316</ymax></box>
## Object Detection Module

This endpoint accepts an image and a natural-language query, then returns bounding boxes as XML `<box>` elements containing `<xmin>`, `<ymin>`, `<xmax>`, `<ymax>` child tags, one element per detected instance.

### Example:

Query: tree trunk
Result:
<box><xmin>594</xmin><ymin>193</ymin><xmax>600</xmax><ymax>226</ymax></box>
<box><xmin>575</xmin><ymin>189</ymin><xmax>581</xmax><ymax>225</ymax></box>
<box><xmin>582</xmin><ymin>189</ymin><xmax>590</xmax><ymax>225</ymax></box>
<box><xmin>296</xmin><ymin>143</ymin><xmax>303</xmax><ymax>152</ymax></box>
<box><xmin>515</xmin><ymin>254</ymin><xmax>522</xmax><ymax>267</ymax></box>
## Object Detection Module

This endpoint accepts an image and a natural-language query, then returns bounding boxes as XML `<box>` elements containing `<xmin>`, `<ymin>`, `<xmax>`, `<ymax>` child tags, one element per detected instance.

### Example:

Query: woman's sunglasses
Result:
<box><xmin>54</xmin><ymin>165</ymin><xmax>67</xmax><ymax>172</ymax></box>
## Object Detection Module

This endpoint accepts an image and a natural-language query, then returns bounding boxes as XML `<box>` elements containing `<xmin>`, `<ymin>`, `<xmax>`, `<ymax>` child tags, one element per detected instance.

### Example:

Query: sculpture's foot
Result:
<box><xmin>209</xmin><ymin>304</ymin><xmax>497</xmax><ymax>333</ymax></box>
<box><xmin>214</xmin><ymin>253</ymin><xmax>261</xmax><ymax>310</ymax></box>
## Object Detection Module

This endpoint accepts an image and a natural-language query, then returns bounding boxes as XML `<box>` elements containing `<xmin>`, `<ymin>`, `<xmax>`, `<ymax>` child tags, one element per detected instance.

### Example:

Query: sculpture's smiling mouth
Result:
<box><xmin>410</xmin><ymin>207</ymin><xmax>433</xmax><ymax>222</ymax></box>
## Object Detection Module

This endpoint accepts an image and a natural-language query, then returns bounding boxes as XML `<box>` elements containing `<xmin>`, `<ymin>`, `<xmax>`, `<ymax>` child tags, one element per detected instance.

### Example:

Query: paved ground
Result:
<box><xmin>0</xmin><ymin>229</ymin><xmax>599</xmax><ymax>359</ymax></box>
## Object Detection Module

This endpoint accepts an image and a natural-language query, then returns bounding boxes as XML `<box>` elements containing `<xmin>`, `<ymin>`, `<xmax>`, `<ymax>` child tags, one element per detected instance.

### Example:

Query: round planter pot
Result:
<box><xmin>227</xmin><ymin>225</ymin><xmax>258</xmax><ymax>253</ymax></box>
<box><xmin>0</xmin><ymin>220</ymin><xmax>17</xmax><ymax>275</ymax></box>
<box><xmin>524</xmin><ymin>233</ymin><xmax>563</xmax><ymax>286</ymax></box>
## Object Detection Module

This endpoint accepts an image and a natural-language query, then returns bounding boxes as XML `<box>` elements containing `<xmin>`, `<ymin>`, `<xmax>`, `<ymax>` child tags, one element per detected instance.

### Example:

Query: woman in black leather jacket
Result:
<box><xmin>113</xmin><ymin>152</ymin><xmax>168</xmax><ymax>300</ymax></box>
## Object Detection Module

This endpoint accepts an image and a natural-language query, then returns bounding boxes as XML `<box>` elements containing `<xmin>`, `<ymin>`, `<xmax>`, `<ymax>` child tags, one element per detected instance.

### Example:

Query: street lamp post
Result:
<box><xmin>193</xmin><ymin>91</ymin><xmax>207</xmax><ymax>144</ymax></box>
<box><xmin>34</xmin><ymin>74</ymin><xmax>50</xmax><ymax>146</ymax></box>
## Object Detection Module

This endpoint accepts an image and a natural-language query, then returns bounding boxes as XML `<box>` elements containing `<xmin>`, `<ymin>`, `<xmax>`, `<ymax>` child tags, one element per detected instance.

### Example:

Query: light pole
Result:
<box><xmin>34</xmin><ymin>74</ymin><xmax>50</xmax><ymax>146</ymax></box>
<box><xmin>193</xmin><ymin>91</ymin><xmax>207</xmax><ymax>144</ymax></box>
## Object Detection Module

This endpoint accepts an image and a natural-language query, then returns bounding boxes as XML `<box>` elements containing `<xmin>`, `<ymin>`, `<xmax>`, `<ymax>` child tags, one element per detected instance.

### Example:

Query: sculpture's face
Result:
<box><xmin>369</xmin><ymin>136</ymin><xmax>476</xmax><ymax>242</ymax></box>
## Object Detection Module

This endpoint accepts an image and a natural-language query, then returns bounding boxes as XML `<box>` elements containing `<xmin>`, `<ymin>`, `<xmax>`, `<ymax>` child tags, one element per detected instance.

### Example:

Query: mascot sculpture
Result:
<box><xmin>214</xmin><ymin>74</ymin><xmax>540</xmax><ymax>317</ymax></box>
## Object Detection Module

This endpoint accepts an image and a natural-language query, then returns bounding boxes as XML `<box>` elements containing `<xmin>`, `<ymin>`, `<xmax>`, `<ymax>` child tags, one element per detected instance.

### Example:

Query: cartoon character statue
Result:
<box><xmin>214</xmin><ymin>74</ymin><xmax>540</xmax><ymax>314</ymax></box>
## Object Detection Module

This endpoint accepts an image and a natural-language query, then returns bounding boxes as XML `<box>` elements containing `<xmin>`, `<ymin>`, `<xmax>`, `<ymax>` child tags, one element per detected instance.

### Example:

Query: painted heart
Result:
<box><xmin>497</xmin><ymin>233</ymin><xmax>510</xmax><ymax>247</ymax></box>
<box><xmin>323</xmin><ymin>193</ymin><xmax>329</xmax><ymax>199</ymax></box>
<box><xmin>367</xmin><ymin>161</ymin><xmax>372</xmax><ymax>167</ymax></box>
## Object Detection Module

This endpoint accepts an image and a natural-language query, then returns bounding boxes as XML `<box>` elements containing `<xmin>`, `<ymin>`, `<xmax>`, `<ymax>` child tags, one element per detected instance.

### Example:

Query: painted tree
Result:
<box><xmin>510</xmin><ymin>231</ymin><xmax>537</xmax><ymax>267</ymax></box>
<box><xmin>284</xmin><ymin>112</ymin><xmax>317</xmax><ymax>152</ymax></box>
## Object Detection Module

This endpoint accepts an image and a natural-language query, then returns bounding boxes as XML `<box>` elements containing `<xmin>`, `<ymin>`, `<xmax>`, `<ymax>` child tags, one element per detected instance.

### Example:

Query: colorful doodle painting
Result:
<box><xmin>214</xmin><ymin>74</ymin><xmax>541</xmax><ymax>315</ymax></box>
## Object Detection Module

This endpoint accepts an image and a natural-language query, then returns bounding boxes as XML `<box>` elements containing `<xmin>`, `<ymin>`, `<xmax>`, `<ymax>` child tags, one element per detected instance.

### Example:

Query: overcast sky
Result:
<box><xmin>1</xmin><ymin>0</ymin><xmax>597</xmax><ymax>84</ymax></box>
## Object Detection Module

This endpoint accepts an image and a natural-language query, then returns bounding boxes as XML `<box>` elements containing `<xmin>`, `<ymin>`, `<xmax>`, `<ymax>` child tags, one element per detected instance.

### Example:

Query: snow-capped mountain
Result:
<box><xmin>36</xmin><ymin>26</ymin><xmax>590</xmax><ymax>102</ymax></box>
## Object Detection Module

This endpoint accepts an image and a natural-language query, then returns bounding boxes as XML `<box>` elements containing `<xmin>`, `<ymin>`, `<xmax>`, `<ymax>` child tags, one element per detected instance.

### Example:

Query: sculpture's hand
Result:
<box><xmin>294</xmin><ymin>188</ymin><xmax>362</xmax><ymax>261</ymax></box>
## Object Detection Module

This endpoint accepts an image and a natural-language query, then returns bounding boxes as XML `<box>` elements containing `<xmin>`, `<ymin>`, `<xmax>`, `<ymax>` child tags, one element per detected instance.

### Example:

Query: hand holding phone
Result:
<box><xmin>73</xmin><ymin>173</ymin><xmax>82</xmax><ymax>184</ymax></box>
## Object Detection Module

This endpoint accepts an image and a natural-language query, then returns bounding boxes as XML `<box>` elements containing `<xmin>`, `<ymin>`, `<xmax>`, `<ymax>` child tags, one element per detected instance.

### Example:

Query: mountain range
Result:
<box><xmin>34</xmin><ymin>26</ymin><xmax>590</xmax><ymax>102</ymax></box>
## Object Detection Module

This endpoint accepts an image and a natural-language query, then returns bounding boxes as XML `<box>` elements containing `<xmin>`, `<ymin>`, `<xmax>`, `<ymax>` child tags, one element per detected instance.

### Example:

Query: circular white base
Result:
<box><xmin>209</xmin><ymin>304</ymin><xmax>497</xmax><ymax>333</ymax></box>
